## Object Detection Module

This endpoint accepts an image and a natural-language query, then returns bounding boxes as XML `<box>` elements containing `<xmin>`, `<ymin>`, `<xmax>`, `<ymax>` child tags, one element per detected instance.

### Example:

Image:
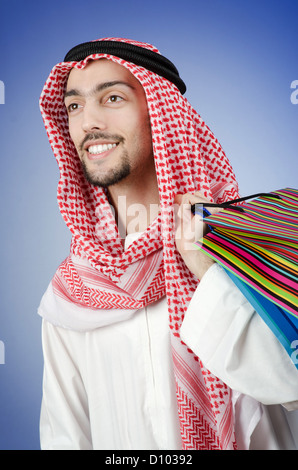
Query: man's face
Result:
<box><xmin>64</xmin><ymin>59</ymin><xmax>154</xmax><ymax>188</ymax></box>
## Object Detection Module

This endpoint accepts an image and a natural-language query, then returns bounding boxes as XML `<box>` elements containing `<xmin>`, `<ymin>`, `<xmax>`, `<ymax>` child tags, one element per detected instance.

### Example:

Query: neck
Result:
<box><xmin>108</xmin><ymin>172</ymin><xmax>160</xmax><ymax>237</ymax></box>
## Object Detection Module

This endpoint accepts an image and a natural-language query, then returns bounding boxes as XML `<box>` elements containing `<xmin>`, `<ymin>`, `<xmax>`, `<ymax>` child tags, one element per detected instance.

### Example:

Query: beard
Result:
<box><xmin>78</xmin><ymin>132</ymin><xmax>131</xmax><ymax>188</ymax></box>
<box><xmin>80</xmin><ymin>150</ymin><xmax>131</xmax><ymax>188</ymax></box>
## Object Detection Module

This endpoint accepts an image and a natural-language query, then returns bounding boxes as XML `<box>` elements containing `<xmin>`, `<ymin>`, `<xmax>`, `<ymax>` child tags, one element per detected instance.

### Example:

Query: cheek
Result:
<box><xmin>132</xmin><ymin>120</ymin><xmax>153</xmax><ymax>162</ymax></box>
<box><xmin>139</xmin><ymin>113</ymin><xmax>153</xmax><ymax>148</ymax></box>
<box><xmin>68</xmin><ymin>120</ymin><xmax>81</xmax><ymax>149</ymax></box>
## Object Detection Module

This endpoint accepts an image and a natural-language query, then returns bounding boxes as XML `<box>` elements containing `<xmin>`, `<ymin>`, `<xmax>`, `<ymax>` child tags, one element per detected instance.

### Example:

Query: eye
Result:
<box><xmin>66</xmin><ymin>102</ymin><xmax>83</xmax><ymax>114</ymax></box>
<box><xmin>106</xmin><ymin>95</ymin><xmax>124</xmax><ymax>104</ymax></box>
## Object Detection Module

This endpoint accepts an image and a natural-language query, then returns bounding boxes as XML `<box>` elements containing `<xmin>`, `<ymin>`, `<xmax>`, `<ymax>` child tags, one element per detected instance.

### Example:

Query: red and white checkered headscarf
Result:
<box><xmin>39</xmin><ymin>37</ymin><xmax>239</xmax><ymax>449</ymax></box>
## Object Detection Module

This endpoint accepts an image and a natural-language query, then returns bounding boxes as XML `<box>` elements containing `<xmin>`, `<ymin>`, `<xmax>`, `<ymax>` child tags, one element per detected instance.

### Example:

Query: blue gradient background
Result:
<box><xmin>0</xmin><ymin>0</ymin><xmax>297</xmax><ymax>450</ymax></box>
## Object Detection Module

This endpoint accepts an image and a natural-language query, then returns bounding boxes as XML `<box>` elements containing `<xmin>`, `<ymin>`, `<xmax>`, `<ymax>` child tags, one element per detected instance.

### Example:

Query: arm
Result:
<box><xmin>180</xmin><ymin>263</ymin><xmax>298</xmax><ymax>406</ymax></box>
<box><xmin>175</xmin><ymin>192</ymin><xmax>298</xmax><ymax>407</ymax></box>
<box><xmin>40</xmin><ymin>320</ymin><xmax>92</xmax><ymax>450</ymax></box>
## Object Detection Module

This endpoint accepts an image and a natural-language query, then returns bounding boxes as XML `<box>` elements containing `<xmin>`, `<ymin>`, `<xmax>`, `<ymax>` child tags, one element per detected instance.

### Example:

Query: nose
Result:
<box><xmin>81</xmin><ymin>101</ymin><xmax>107</xmax><ymax>133</ymax></box>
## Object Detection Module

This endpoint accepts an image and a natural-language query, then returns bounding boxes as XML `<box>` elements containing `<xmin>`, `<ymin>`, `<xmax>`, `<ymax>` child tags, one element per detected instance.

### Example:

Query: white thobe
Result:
<box><xmin>39</xmin><ymin>234</ymin><xmax>298</xmax><ymax>450</ymax></box>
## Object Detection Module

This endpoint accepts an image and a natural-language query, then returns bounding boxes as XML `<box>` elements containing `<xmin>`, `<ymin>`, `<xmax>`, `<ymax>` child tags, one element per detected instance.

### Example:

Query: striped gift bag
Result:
<box><xmin>194</xmin><ymin>188</ymin><xmax>298</xmax><ymax>368</ymax></box>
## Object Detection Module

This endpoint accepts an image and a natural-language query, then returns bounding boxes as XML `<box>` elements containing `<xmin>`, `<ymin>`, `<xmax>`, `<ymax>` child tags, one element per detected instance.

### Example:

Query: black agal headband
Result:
<box><xmin>64</xmin><ymin>40</ymin><xmax>187</xmax><ymax>95</ymax></box>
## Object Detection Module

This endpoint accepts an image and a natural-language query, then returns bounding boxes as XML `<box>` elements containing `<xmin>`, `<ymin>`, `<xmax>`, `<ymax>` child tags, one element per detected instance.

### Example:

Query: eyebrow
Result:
<box><xmin>64</xmin><ymin>80</ymin><xmax>136</xmax><ymax>99</ymax></box>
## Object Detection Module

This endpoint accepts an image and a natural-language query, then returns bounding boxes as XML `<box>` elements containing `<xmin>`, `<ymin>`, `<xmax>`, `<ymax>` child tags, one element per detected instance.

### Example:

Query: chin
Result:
<box><xmin>81</xmin><ymin>161</ymin><xmax>131</xmax><ymax>188</ymax></box>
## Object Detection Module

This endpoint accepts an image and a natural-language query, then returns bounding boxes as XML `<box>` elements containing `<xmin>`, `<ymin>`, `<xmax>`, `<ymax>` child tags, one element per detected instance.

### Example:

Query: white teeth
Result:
<box><xmin>88</xmin><ymin>143</ymin><xmax>117</xmax><ymax>155</ymax></box>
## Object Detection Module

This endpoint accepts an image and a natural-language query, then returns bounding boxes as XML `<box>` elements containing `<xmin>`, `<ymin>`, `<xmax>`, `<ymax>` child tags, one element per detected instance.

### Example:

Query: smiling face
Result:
<box><xmin>64</xmin><ymin>59</ymin><xmax>155</xmax><ymax>189</ymax></box>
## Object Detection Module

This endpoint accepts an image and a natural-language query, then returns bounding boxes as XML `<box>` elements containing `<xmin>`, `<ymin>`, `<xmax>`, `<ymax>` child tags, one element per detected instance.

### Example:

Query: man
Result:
<box><xmin>38</xmin><ymin>37</ymin><xmax>298</xmax><ymax>450</ymax></box>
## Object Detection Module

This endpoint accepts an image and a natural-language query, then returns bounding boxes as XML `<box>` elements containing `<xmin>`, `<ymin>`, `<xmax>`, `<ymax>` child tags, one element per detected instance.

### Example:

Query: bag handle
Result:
<box><xmin>191</xmin><ymin>192</ymin><xmax>281</xmax><ymax>215</ymax></box>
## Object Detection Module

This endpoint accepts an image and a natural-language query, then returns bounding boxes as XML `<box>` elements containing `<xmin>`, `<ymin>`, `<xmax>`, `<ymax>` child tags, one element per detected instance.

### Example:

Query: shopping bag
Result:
<box><xmin>193</xmin><ymin>188</ymin><xmax>298</xmax><ymax>367</ymax></box>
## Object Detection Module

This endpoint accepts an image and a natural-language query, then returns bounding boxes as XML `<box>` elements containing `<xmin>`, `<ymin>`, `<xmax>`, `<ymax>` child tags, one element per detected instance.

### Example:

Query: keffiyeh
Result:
<box><xmin>39</xmin><ymin>37</ymin><xmax>240</xmax><ymax>450</ymax></box>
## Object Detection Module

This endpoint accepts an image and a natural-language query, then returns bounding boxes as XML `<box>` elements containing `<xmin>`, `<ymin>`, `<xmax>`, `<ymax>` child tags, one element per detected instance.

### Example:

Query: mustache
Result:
<box><xmin>80</xmin><ymin>132</ymin><xmax>124</xmax><ymax>151</ymax></box>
